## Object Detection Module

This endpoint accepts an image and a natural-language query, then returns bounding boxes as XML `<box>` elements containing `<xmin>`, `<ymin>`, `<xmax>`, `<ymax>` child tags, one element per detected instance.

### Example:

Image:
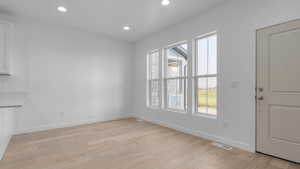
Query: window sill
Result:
<box><xmin>192</xmin><ymin>112</ymin><xmax>217</xmax><ymax>119</ymax></box>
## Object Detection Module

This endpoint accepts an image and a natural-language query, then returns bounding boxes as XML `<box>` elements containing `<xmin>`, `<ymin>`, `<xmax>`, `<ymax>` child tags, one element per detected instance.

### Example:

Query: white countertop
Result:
<box><xmin>0</xmin><ymin>92</ymin><xmax>26</xmax><ymax>108</ymax></box>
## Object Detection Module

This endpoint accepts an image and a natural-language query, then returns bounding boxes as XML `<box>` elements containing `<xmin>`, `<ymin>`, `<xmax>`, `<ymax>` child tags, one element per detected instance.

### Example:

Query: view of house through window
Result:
<box><xmin>195</xmin><ymin>34</ymin><xmax>217</xmax><ymax>116</ymax></box>
<box><xmin>164</xmin><ymin>43</ymin><xmax>188</xmax><ymax>111</ymax></box>
<box><xmin>148</xmin><ymin>51</ymin><xmax>160</xmax><ymax>108</ymax></box>
<box><xmin>147</xmin><ymin>33</ymin><xmax>217</xmax><ymax>116</ymax></box>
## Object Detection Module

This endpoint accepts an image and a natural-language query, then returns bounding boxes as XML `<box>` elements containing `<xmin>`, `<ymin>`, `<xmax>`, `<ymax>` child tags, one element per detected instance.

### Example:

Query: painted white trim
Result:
<box><xmin>136</xmin><ymin>116</ymin><xmax>251</xmax><ymax>152</ymax></box>
<box><xmin>0</xmin><ymin>136</ymin><xmax>11</xmax><ymax>160</ymax></box>
<box><xmin>14</xmin><ymin>114</ymin><xmax>131</xmax><ymax>135</ymax></box>
<box><xmin>251</xmin><ymin>30</ymin><xmax>257</xmax><ymax>153</ymax></box>
<box><xmin>164</xmin><ymin>40</ymin><xmax>188</xmax><ymax>50</ymax></box>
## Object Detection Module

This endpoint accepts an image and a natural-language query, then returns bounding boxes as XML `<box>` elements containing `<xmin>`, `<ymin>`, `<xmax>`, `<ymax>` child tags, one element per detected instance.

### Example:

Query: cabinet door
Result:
<box><xmin>3</xmin><ymin>108</ymin><xmax>14</xmax><ymax>137</ymax></box>
<box><xmin>0</xmin><ymin>22</ymin><xmax>10</xmax><ymax>75</ymax></box>
<box><xmin>0</xmin><ymin>112</ymin><xmax>3</xmax><ymax>140</ymax></box>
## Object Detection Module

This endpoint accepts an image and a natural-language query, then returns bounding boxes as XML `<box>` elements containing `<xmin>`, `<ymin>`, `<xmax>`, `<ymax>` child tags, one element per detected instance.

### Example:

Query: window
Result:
<box><xmin>147</xmin><ymin>50</ymin><xmax>161</xmax><ymax>108</ymax></box>
<box><xmin>164</xmin><ymin>43</ymin><xmax>188</xmax><ymax>112</ymax></box>
<box><xmin>194</xmin><ymin>34</ymin><xmax>217</xmax><ymax>116</ymax></box>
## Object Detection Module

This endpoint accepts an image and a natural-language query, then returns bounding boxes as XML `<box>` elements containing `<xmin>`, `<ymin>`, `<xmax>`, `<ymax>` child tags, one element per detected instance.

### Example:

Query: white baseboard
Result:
<box><xmin>136</xmin><ymin>116</ymin><xmax>251</xmax><ymax>152</ymax></box>
<box><xmin>14</xmin><ymin>114</ymin><xmax>131</xmax><ymax>135</ymax></box>
<box><xmin>0</xmin><ymin>136</ymin><xmax>12</xmax><ymax>160</ymax></box>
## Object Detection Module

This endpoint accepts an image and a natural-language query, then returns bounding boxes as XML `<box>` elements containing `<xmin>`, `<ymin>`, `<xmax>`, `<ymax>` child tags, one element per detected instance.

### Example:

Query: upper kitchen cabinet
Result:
<box><xmin>0</xmin><ymin>21</ymin><xmax>12</xmax><ymax>76</ymax></box>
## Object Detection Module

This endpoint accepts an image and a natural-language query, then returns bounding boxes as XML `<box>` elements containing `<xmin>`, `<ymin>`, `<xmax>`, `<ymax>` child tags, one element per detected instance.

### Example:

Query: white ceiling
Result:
<box><xmin>0</xmin><ymin>0</ymin><xmax>227</xmax><ymax>42</ymax></box>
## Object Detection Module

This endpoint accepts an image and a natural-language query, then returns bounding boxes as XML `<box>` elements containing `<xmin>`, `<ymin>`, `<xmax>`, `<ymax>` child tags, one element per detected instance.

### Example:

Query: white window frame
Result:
<box><xmin>193</xmin><ymin>32</ymin><xmax>218</xmax><ymax>118</ymax></box>
<box><xmin>147</xmin><ymin>50</ymin><xmax>162</xmax><ymax>109</ymax></box>
<box><xmin>163</xmin><ymin>41</ymin><xmax>188</xmax><ymax>113</ymax></box>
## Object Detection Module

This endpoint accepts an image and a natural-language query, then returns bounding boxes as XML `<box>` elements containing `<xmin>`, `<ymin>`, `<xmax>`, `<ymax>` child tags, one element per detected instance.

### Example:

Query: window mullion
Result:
<box><xmin>163</xmin><ymin>77</ymin><xmax>187</xmax><ymax>80</ymax></box>
<box><xmin>193</xmin><ymin>74</ymin><xmax>217</xmax><ymax>78</ymax></box>
<box><xmin>160</xmin><ymin>49</ymin><xmax>163</xmax><ymax>108</ymax></box>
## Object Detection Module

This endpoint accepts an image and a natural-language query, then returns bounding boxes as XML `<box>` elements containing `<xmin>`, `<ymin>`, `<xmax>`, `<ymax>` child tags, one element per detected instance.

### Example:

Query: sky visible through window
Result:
<box><xmin>197</xmin><ymin>35</ymin><xmax>217</xmax><ymax>88</ymax></box>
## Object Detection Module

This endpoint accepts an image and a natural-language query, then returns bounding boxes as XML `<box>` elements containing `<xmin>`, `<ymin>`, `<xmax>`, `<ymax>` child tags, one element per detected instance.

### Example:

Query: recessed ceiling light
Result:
<box><xmin>123</xmin><ymin>26</ymin><xmax>131</xmax><ymax>31</ymax></box>
<box><xmin>57</xmin><ymin>6</ymin><xmax>67</xmax><ymax>13</ymax></box>
<box><xmin>161</xmin><ymin>0</ymin><xmax>170</xmax><ymax>6</ymax></box>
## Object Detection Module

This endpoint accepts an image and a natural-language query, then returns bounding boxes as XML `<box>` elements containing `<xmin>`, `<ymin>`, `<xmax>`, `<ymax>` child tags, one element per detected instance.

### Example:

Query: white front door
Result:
<box><xmin>257</xmin><ymin>19</ymin><xmax>300</xmax><ymax>163</ymax></box>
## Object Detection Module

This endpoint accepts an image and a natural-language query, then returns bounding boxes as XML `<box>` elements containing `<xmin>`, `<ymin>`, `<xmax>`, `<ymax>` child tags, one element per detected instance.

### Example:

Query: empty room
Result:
<box><xmin>1</xmin><ymin>0</ymin><xmax>300</xmax><ymax>168</ymax></box>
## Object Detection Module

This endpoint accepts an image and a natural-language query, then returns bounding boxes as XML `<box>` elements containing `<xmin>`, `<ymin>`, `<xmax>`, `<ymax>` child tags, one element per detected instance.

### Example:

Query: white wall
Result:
<box><xmin>0</xmin><ymin>16</ymin><xmax>133</xmax><ymax>134</ymax></box>
<box><xmin>132</xmin><ymin>0</ymin><xmax>300</xmax><ymax>152</ymax></box>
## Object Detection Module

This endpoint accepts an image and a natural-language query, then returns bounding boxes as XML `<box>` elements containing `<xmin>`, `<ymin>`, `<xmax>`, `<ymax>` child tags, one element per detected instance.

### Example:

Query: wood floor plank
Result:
<box><xmin>0</xmin><ymin>118</ymin><xmax>299</xmax><ymax>169</ymax></box>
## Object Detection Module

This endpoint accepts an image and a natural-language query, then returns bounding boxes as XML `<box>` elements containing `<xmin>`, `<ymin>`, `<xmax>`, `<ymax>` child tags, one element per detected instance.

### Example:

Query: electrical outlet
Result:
<box><xmin>230</xmin><ymin>81</ymin><xmax>239</xmax><ymax>88</ymax></box>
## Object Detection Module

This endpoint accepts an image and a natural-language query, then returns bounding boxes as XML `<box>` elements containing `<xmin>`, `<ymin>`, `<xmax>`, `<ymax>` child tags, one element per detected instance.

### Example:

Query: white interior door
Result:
<box><xmin>257</xmin><ymin>19</ymin><xmax>300</xmax><ymax>163</ymax></box>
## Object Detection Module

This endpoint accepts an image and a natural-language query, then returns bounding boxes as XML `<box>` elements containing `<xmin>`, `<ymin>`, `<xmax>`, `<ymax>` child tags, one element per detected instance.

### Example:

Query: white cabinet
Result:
<box><xmin>0</xmin><ymin>21</ymin><xmax>12</xmax><ymax>76</ymax></box>
<box><xmin>0</xmin><ymin>108</ymin><xmax>15</xmax><ymax>160</ymax></box>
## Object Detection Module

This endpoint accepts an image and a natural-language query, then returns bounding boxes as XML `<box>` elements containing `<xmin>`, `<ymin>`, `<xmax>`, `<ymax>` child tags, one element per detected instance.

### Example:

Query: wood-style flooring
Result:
<box><xmin>1</xmin><ymin>118</ymin><xmax>300</xmax><ymax>169</ymax></box>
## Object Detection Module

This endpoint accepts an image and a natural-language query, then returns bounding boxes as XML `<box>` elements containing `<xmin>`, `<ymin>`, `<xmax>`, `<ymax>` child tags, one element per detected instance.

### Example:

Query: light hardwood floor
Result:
<box><xmin>1</xmin><ymin>118</ymin><xmax>299</xmax><ymax>169</ymax></box>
